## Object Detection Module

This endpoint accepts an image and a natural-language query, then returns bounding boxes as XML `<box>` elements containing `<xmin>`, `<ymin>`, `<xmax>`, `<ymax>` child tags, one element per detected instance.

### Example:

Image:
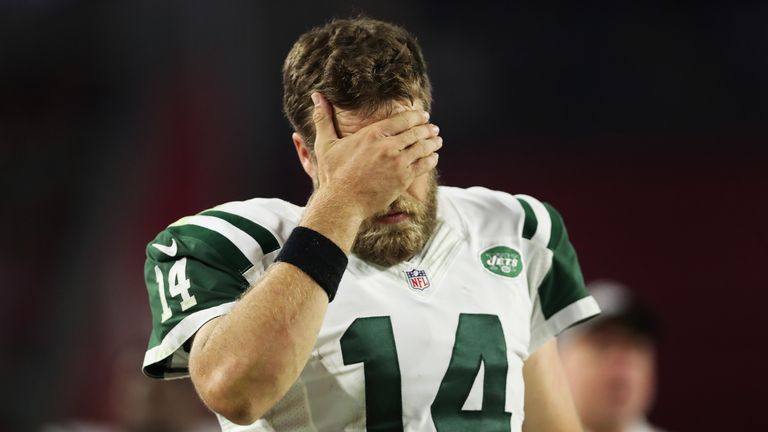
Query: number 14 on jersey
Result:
<box><xmin>340</xmin><ymin>314</ymin><xmax>512</xmax><ymax>431</ymax></box>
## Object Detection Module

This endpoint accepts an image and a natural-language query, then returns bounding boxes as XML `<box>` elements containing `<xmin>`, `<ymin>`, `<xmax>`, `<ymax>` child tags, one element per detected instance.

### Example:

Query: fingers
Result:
<box><xmin>401</xmin><ymin>135</ymin><xmax>443</xmax><ymax>162</ymax></box>
<box><xmin>391</xmin><ymin>123</ymin><xmax>440</xmax><ymax>150</ymax></box>
<box><xmin>401</xmin><ymin>133</ymin><xmax>441</xmax><ymax>182</ymax></box>
<box><xmin>374</xmin><ymin>109</ymin><xmax>430</xmax><ymax>137</ymax></box>
<box><xmin>311</xmin><ymin>92</ymin><xmax>338</xmax><ymax>144</ymax></box>
<box><xmin>410</xmin><ymin>152</ymin><xmax>440</xmax><ymax>178</ymax></box>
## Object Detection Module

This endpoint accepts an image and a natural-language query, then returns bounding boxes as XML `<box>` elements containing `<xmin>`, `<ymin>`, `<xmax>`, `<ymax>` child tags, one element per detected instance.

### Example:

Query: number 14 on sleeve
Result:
<box><xmin>154</xmin><ymin>258</ymin><xmax>198</xmax><ymax>323</ymax></box>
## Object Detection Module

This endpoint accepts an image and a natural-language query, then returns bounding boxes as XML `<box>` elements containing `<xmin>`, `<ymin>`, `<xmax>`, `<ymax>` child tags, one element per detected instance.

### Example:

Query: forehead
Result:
<box><xmin>334</xmin><ymin>99</ymin><xmax>425</xmax><ymax>137</ymax></box>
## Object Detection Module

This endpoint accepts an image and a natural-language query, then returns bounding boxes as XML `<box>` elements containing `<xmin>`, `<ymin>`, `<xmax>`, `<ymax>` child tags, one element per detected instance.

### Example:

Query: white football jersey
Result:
<box><xmin>143</xmin><ymin>186</ymin><xmax>600</xmax><ymax>431</ymax></box>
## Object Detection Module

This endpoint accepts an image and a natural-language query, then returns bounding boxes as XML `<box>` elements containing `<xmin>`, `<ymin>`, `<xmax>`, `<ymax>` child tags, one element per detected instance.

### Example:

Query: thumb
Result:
<box><xmin>311</xmin><ymin>92</ymin><xmax>338</xmax><ymax>144</ymax></box>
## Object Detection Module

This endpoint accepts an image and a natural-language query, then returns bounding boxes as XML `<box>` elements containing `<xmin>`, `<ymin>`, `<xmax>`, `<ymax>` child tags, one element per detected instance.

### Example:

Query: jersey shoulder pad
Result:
<box><xmin>438</xmin><ymin>186</ymin><xmax>530</xmax><ymax>241</ymax></box>
<box><xmin>512</xmin><ymin>193</ymin><xmax>565</xmax><ymax>251</ymax></box>
<box><xmin>438</xmin><ymin>185</ymin><xmax>570</xmax><ymax>250</ymax></box>
<box><xmin>147</xmin><ymin>197</ymin><xmax>302</xmax><ymax>282</ymax></box>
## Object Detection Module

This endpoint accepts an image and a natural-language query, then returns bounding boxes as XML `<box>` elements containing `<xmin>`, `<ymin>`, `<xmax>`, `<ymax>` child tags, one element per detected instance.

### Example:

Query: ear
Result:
<box><xmin>292</xmin><ymin>132</ymin><xmax>316</xmax><ymax>179</ymax></box>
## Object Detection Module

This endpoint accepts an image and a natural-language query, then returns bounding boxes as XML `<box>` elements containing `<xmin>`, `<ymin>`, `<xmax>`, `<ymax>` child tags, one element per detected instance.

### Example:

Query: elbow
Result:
<box><xmin>206</xmin><ymin>395</ymin><xmax>259</xmax><ymax>426</ymax></box>
<box><xmin>192</xmin><ymin>362</ymin><xmax>277</xmax><ymax>426</ymax></box>
<box><xmin>210</xmin><ymin>399</ymin><xmax>262</xmax><ymax>426</ymax></box>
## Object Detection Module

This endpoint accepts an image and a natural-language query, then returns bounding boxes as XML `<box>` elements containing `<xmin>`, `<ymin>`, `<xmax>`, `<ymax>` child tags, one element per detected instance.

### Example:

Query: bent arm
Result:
<box><xmin>522</xmin><ymin>338</ymin><xmax>583</xmax><ymax>432</ymax></box>
<box><xmin>188</xmin><ymin>192</ymin><xmax>361</xmax><ymax>425</ymax></box>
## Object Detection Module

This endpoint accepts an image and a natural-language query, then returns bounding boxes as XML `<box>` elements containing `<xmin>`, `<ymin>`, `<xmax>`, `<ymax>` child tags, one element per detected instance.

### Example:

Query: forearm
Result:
<box><xmin>190</xmin><ymin>193</ymin><xmax>363</xmax><ymax>424</ymax></box>
<box><xmin>191</xmin><ymin>262</ymin><xmax>328</xmax><ymax>423</ymax></box>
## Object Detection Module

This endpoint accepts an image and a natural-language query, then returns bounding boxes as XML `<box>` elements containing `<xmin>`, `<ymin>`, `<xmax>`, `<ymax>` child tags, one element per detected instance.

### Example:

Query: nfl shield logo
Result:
<box><xmin>404</xmin><ymin>268</ymin><xmax>431</xmax><ymax>290</ymax></box>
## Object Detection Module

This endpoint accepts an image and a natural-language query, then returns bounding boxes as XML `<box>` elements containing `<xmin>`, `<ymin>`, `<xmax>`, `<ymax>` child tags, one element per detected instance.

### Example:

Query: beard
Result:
<box><xmin>352</xmin><ymin>171</ymin><xmax>439</xmax><ymax>267</ymax></box>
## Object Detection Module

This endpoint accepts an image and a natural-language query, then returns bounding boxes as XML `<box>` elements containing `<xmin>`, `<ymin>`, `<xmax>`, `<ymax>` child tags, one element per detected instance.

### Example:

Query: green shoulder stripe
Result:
<box><xmin>515</xmin><ymin>197</ymin><xmax>538</xmax><ymax>240</ymax></box>
<box><xmin>537</xmin><ymin>203</ymin><xmax>589</xmax><ymax>319</ymax></box>
<box><xmin>200</xmin><ymin>210</ymin><xmax>280</xmax><ymax>254</ymax></box>
<box><xmin>165</xmin><ymin>224</ymin><xmax>253</xmax><ymax>275</ymax></box>
<box><xmin>544</xmin><ymin>203</ymin><xmax>563</xmax><ymax>251</ymax></box>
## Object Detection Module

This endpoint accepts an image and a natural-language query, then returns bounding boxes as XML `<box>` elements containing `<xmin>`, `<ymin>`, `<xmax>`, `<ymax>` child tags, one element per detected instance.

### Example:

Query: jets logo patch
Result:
<box><xmin>404</xmin><ymin>268</ymin><xmax>431</xmax><ymax>291</ymax></box>
<box><xmin>480</xmin><ymin>246</ymin><xmax>523</xmax><ymax>278</ymax></box>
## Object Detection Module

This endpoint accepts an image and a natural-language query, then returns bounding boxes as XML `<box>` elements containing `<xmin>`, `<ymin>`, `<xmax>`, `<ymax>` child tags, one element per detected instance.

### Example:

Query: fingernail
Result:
<box><xmin>432</xmin><ymin>124</ymin><xmax>440</xmax><ymax>134</ymax></box>
<box><xmin>424</xmin><ymin>111</ymin><xmax>430</xmax><ymax>120</ymax></box>
<box><xmin>311</xmin><ymin>93</ymin><xmax>320</xmax><ymax>106</ymax></box>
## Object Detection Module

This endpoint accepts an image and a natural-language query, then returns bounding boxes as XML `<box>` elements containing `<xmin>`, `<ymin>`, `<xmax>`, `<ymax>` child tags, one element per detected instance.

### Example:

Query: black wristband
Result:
<box><xmin>275</xmin><ymin>226</ymin><xmax>348</xmax><ymax>302</ymax></box>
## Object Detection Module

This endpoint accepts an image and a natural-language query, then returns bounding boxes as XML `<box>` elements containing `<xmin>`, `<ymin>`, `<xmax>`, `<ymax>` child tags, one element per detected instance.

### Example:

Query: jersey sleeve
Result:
<box><xmin>515</xmin><ymin>195</ymin><xmax>601</xmax><ymax>354</ymax></box>
<box><xmin>142</xmin><ymin>208</ymin><xmax>281</xmax><ymax>379</ymax></box>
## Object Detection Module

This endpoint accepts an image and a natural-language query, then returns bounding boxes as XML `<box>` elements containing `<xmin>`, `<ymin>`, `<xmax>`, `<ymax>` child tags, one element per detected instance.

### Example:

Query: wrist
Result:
<box><xmin>301</xmin><ymin>188</ymin><xmax>365</xmax><ymax>252</ymax></box>
<box><xmin>275</xmin><ymin>226</ymin><xmax>348</xmax><ymax>302</ymax></box>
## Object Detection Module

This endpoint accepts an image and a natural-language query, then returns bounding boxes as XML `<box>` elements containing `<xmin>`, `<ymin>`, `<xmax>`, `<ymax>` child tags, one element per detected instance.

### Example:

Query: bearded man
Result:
<box><xmin>142</xmin><ymin>17</ymin><xmax>600</xmax><ymax>432</ymax></box>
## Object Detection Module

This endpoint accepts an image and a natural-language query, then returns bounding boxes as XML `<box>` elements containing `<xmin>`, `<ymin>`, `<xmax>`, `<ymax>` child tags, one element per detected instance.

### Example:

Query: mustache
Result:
<box><xmin>372</xmin><ymin>196</ymin><xmax>423</xmax><ymax>218</ymax></box>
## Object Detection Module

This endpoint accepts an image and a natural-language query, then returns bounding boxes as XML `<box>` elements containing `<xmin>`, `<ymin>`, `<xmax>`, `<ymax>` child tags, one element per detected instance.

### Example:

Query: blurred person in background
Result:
<box><xmin>559</xmin><ymin>281</ymin><xmax>667</xmax><ymax>432</ymax></box>
<box><xmin>141</xmin><ymin>17</ymin><xmax>600</xmax><ymax>431</ymax></box>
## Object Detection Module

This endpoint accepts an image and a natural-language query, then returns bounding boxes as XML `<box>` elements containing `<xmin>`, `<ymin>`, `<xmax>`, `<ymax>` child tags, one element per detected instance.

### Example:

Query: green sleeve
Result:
<box><xmin>517</xmin><ymin>197</ymin><xmax>601</xmax><ymax>353</ymax></box>
<box><xmin>142</xmin><ymin>212</ymin><xmax>279</xmax><ymax>378</ymax></box>
<box><xmin>536</xmin><ymin>203</ymin><xmax>590</xmax><ymax>320</ymax></box>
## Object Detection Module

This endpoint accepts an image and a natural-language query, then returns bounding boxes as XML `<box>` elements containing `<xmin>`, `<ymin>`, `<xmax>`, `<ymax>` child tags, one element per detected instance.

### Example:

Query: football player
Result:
<box><xmin>142</xmin><ymin>17</ymin><xmax>600</xmax><ymax>431</ymax></box>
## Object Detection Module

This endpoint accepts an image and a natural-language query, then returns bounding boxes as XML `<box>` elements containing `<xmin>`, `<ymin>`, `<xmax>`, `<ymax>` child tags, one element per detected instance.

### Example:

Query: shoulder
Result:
<box><xmin>438</xmin><ymin>186</ymin><xmax>567</xmax><ymax>250</ymax></box>
<box><xmin>197</xmin><ymin>197</ymin><xmax>304</xmax><ymax>246</ymax></box>
<box><xmin>439</xmin><ymin>185</ymin><xmax>523</xmax><ymax>214</ymax></box>
<box><xmin>146</xmin><ymin>197</ymin><xmax>303</xmax><ymax>279</ymax></box>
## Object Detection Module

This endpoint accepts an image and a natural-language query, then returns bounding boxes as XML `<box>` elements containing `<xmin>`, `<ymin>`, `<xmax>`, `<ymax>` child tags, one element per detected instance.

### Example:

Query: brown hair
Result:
<box><xmin>282</xmin><ymin>17</ymin><xmax>432</xmax><ymax>149</ymax></box>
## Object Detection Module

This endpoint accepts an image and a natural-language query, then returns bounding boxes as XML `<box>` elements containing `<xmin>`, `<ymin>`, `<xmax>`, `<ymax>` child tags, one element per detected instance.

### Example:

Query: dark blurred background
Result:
<box><xmin>2</xmin><ymin>0</ymin><xmax>766</xmax><ymax>431</ymax></box>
